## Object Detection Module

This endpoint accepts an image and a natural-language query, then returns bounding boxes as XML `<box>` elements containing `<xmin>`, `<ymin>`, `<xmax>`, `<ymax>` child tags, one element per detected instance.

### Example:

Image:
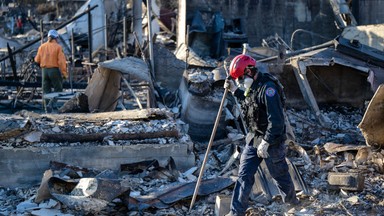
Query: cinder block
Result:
<box><xmin>328</xmin><ymin>172</ymin><xmax>365</xmax><ymax>191</ymax></box>
<box><xmin>215</xmin><ymin>195</ymin><xmax>231</xmax><ymax>216</ymax></box>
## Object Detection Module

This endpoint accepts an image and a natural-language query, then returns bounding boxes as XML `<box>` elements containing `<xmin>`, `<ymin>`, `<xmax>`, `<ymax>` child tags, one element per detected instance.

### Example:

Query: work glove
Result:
<box><xmin>224</xmin><ymin>79</ymin><xmax>238</xmax><ymax>93</ymax></box>
<box><xmin>257</xmin><ymin>139</ymin><xmax>270</xmax><ymax>158</ymax></box>
<box><xmin>62</xmin><ymin>74</ymin><xmax>68</xmax><ymax>80</ymax></box>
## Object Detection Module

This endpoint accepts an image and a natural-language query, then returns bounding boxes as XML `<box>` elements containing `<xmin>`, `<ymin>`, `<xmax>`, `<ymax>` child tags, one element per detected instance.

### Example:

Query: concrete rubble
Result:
<box><xmin>1</xmin><ymin>105</ymin><xmax>384</xmax><ymax>215</ymax></box>
<box><xmin>0</xmin><ymin>0</ymin><xmax>384</xmax><ymax>216</ymax></box>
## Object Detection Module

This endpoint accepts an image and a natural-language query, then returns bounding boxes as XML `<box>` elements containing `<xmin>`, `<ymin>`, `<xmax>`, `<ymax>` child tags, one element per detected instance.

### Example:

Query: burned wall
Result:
<box><xmin>279</xmin><ymin>64</ymin><xmax>373</xmax><ymax>109</ymax></box>
<box><xmin>355</xmin><ymin>0</ymin><xmax>384</xmax><ymax>25</ymax></box>
<box><xmin>187</xmin><ymin>0</ymin><xmax>340</xmax><ymax>50</ymax></box>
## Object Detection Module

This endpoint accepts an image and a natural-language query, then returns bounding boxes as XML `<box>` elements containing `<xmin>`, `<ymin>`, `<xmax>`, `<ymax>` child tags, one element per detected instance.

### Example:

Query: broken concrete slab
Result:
<box><xmin>0</xmin><ymin>143</ymin><xmax>194</xmax><ymax>188</ymax></box>
<box><xmin>328</xmin><ymin>172</ymin><xmax>364</xmax><ymax>191</ymax></box>
<box><xmin>215</xmin><ymin>195</ymin><xmax>231</xmax><ymax>216</ymax></box>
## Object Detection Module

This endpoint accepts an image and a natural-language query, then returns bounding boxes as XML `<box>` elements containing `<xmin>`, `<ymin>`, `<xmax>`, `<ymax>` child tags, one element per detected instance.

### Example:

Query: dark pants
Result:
<box><xmin>229</xmin><ymin>141</ymin><xmax>296</xmax><ymax>216</ymax></box>
<box><xmin>42</xmin><ymin>67</ymin><xmax>63</xmax><ymax>94</ymax></box>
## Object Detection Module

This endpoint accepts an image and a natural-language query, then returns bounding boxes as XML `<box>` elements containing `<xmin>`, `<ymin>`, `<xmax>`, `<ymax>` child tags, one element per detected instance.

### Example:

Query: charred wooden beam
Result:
<box><xmin>20</xmin><ymin>108</ymin><xmax>173</xmax><ymax>121</ymax></box>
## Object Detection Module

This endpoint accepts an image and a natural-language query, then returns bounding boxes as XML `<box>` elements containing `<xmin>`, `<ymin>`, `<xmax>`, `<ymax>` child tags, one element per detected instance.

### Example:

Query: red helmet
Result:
<box><xmin>229</xmin><ymin>54</ymin><xmax>256</xmax><ymax>79</ymax></box>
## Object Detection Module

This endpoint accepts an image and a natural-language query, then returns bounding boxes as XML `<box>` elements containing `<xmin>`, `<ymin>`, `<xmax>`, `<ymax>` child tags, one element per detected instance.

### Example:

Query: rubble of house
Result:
<box><xmin>1</xmin><ymin>105</ymin><xmax>384</xmax><ymax>215</ymax></box>
<box><xmin>1</xmin><ymin>0</ymin><xmax>384</xmax><ymax>216</ymax></box>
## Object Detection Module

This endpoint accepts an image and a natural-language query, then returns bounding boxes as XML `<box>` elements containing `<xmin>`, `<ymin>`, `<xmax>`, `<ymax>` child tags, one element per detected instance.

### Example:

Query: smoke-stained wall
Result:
<box><xmin>356</xmin><ymin>0</ymin><xmax>384</xmax><ymax>25</ymax></box>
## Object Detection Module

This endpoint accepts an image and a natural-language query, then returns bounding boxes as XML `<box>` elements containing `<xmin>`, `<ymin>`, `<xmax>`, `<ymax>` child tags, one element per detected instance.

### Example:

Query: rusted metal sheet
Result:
<box><xmin>127</xmin><ymin>177</ymin><xmax>235</xmax><ymax>210</ymax></box>
<box><xmin>358</xmin><ymin>84</ymin><xmax>384</xmax><ymax>149</ymax></box>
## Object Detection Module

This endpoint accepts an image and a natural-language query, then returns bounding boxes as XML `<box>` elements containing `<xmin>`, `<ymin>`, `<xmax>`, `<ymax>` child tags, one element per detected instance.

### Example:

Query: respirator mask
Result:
<box><xmin>244</xmin><ymin>77</ymin><xmax>254</xmax><ymax>89</ymax></box>
<box><xmin>236</xmin><ymin>74</ymin><xmax>254</xmax><ymax>89</ymax></box>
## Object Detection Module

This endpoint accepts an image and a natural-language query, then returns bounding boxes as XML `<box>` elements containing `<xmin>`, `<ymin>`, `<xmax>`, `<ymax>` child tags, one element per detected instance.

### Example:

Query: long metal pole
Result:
<box><xmin>189</xmin><ymin>87</ymin><xmax>229</xmax><ymax>211</ymax></box>
<box><xmin>39</xmin><ymin>20</ymin><xmax>43</xmax><ymax>45</ymax></box>
<box><xmin>123</xmin><ymin>16</ymin><xmax>127</xmax><ymax>57</ymax></box>
<box><xmin>146</xmin><ymin>0</ymin><xmax>155</xmax><ymax>78</ymax></box>
<box><xmin>88</xmin><ymin>5</ymin><xmax>93</xmax><ymax>63</ymax></box>
<box><xmin>122</xmin><ymin>77</ymin><xmax>143</xmax><ymax>109</ymax></box>
<box><xmin>185</xmin><ymin>25</ymin><xmax>189</xmax><ymax>71</ymax></box>
<box><xmin>70</xmin><ymin>30</ymin><xmax>75</xmax><ymax>94</ymax></box>
<box><xmin>104</xmin><ymin>13</ymin><xmax>108</xmax><ymax>60</ymax></box>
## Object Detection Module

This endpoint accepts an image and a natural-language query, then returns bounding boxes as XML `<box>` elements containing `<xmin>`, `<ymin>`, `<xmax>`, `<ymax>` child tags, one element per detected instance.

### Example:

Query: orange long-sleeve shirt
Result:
<box><xmin>35</xmin><ymin>40</ymin><xmax>67</xmax><ymax>77</ymax></box>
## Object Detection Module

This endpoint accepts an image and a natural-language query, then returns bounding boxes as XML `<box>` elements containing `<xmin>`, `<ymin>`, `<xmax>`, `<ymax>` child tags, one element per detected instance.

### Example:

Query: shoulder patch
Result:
<box><xmin>266</xmin><ymin>87</ymin><xmax>276</xmax><ymax>97</ymax></box>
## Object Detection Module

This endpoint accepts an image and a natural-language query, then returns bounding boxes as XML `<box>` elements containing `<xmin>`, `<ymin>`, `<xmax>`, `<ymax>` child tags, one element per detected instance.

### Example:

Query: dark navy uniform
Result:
<box><xmin>230</xmin><ymin>72</ymin><xmax>296</xmax><ymax>215</ymax></box>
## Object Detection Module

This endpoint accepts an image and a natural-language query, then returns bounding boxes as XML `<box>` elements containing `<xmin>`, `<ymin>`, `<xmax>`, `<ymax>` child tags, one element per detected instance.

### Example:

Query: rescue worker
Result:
<box><xmin>224</xmin><ymin>54</ymin><xmax>299</xmax><ymax>216</ymax></box>
<box><xmin>35</xmin><ymin>29</ymin><xmax>68</xmax><ymax>95</ymax></box>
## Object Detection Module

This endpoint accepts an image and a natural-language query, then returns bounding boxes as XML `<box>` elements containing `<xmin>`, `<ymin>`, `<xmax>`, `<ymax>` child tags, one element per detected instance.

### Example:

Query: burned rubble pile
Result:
<box><xmin>1</xmin><ymin>0</ymin><xmax>384</xmax><ymax>215</ymax></box>
<box><xmin>1</xmin><ymin>105</ymin><xmax>384</xmax><ymax>216</ymax></box>
<box><xmin>0</xmin><ymin>109</ymin><xmax>183</xmax><ymax>148</ymax></box>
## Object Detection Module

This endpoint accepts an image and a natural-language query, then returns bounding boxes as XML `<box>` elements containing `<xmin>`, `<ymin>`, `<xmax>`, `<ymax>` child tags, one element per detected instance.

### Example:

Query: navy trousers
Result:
<box><xmin>229</xmin><ymin>142</ymin><xmax>296</xmax><ymax>216</ymax></box>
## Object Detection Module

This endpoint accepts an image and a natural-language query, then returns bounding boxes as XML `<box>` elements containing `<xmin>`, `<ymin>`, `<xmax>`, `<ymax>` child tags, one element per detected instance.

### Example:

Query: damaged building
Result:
<box><xmin>1</xmin><ymin>0</ymin><xmax>384</xmax><ymax>215</ymax></box>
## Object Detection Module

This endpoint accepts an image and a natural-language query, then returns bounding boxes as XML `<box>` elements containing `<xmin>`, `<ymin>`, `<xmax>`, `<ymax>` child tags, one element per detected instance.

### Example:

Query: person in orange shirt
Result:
<box><xmin>35</xmin><ymin>29</ymin><xmax>68</xmax><ymax>95</ymax></box>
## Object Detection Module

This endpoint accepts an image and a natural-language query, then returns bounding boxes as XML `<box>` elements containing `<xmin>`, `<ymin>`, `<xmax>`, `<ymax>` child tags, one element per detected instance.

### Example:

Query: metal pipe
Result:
<box><xmin>258</xmin><ymin>40</ymin><xmax>335</xmax><ymax>63</ymax></box>
<box><xmin>189</xmin><ymin>87</ymin><xmax>229</xmax><ymax>211</ymax></box>
<box><xmin>88</xmin><ymin>5</ymin><xmax>93</xmax><ymax>63</ymax></box>
<box><xmin>146</xmin><ymin>0</ymin><xmax>155</xmax><ymax>77</ymax></box>
<box><xmin>70</xmin><ymin>30</ymin><xmax>75</xmax><ymax>94</ymax></box>
<box><xmin>122</xmin><ymin>76</ymin><xmax>143</xmax><ymax>109</ymax></box>
<box><xmin>185</xmin><ymin>25</ymin><xmax>189</xmax><ymax>71</ymax></box>
<box><xmin>104</xmin><ymin>13</ymin><xmax>108</xmax><ymax>60</ymax></box>
<box><xmin>0</xmin><ymin>5</ymin><xmax>99</xmax><ymax>62</ymax></box>
<box><xmin>290</xmin><ymin>29</ymin><xmax>332</xmax><ymax>51</ymax></box>
<box><xmin>39</xmin><ymin>20</ymin><xmax>43</xmax><ymax>45</ymax></box>
<box><xmin>123</xmin><ymin>16</ymin><xmax>127</xmax><ymax>57</ymax></box>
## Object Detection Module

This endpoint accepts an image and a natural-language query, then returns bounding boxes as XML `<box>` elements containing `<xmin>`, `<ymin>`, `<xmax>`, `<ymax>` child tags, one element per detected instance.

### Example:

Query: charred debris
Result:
<box><xmin>0</xmin><ymin>0</ymin><xmax>384</xmax><ymax>215</ymax></box>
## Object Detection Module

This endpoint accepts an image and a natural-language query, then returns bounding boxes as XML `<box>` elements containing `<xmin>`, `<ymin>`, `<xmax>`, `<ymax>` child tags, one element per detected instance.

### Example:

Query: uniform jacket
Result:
<box><xmin>233</xmin><ymin>72</ymin><xmax>286</xmax><ymax>145</ymax></box>
<box><xmin>35</xmin><ymin>40</ymin><xmax>67</xmax><ymax>77</ymax></box>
